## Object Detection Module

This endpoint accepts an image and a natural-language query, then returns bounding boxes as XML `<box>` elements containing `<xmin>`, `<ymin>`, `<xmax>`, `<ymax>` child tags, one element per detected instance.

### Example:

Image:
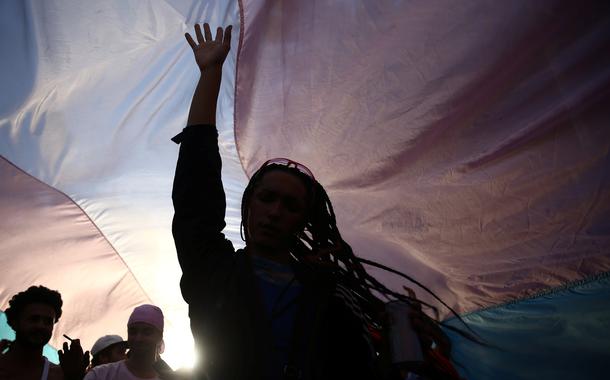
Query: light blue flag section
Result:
<box><xmin>445</xmin><ymin>274</ymin><xmax>610</xmax><ymax>380</ymax></box>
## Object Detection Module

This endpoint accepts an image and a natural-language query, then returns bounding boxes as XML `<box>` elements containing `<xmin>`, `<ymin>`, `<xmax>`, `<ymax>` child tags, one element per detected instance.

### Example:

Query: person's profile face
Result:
<box><xmin>247</xmin><ymin>170</ymin><xmax>308</xmax><ymax>251</ymax></box>
<box><xmin>109</xmin><ymin>343</ymin><xmax>127</xmax><ymax>362</ymax></box>
<box><xmin>127</xmin><ymin>322</ymin><xmax>161</xmax><ymax>360</ymax></box>
<box><xmin>15</xmin><ymin>303</ymin><xmax>55</xmax><ymax>348</ymax></box>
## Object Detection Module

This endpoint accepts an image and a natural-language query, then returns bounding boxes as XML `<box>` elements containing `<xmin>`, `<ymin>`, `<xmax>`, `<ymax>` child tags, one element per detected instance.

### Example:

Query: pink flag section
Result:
<box><xmin>0</xmin><ymin>156</ymin><xmax>150</xmax><ymax>351</ymax></box>
<box><xmin>235</xmin><ymin>0</ymin><xmax>610</xmax><ymax>314</ymax></box>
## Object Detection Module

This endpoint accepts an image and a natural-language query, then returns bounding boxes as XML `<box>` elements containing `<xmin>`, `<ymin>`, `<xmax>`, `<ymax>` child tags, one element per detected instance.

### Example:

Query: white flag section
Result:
<box><xmin>0</xmin><ymin>0</ymin><xmax>245</xmax><ymax>369</ymax></box>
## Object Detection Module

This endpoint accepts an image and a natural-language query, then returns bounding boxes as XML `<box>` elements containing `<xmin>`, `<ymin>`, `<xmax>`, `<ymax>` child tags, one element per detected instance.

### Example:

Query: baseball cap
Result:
<box><xmin>127</xmin><ymin>304</ymin><xmax>164</xmax><ymax>333</ymax></box>
<box><xmin>91</xmin><ymin>335</ymin><xmax>127</xmax><ymax>356</ymax></box>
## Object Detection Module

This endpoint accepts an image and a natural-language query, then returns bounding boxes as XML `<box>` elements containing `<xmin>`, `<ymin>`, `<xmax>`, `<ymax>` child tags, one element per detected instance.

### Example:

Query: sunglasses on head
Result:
<box><xmin>261</xmin><ymin>157</ymin><xmax>316</xmax><ymax>181</ymax></box>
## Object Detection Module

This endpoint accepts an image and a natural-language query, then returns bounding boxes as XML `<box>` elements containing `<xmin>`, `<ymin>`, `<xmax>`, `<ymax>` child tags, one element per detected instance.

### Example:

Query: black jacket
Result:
<box><xmin>172</xmin><ymin>125</ymin><xmax>380</xmax><ymax>380</ymax></box>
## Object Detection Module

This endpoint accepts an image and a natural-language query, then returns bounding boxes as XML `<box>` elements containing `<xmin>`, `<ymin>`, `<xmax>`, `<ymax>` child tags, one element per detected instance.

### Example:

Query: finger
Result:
<box><xmin>224</xmin><ymin>25</ymin><xmax>232</xmax><ymax>47</ymax></box>
<box><xmin>195</xmin><ymin>24</ymin><xmax>204</xmax><ymax>44</ymax></box>
<box><xmin>215</xmin><ymin>27</ymin><xmax>223</xmax><ymax>43</ymax></box>
<box><xmin>203</xmin><ymin>23</ymin><xmax>212</xmax><ymax>42</ymax></box>
<box><xmin>403</xmin><ymin>286</ymin><xmax>416</xmax><ymax>299</ymax></box>
<box><xmin>185</xmin><ymin>33</ymin><xmax>197</xmax><ymax>50</ymax></box>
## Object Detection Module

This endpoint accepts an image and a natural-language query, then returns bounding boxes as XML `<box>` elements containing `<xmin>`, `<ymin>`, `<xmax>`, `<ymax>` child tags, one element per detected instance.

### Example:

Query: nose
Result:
<box><xmin>34</xmin><ymin>318</ymin><xmax>51</xmax><ymax>330</ymax></box>
<box><xmin>132</xmin><ymin>332</ymin><xmax>144</xmax><ymax>341</ymax></box>
<box><xmin>129</xmin><ymin>331</ymin><xmax>144</xmax><ymax>343</ymax></box>
<box><xmin>267</xmin><ymin>200</ymin><xmax>283</xmax><ymax>219</ymax></box>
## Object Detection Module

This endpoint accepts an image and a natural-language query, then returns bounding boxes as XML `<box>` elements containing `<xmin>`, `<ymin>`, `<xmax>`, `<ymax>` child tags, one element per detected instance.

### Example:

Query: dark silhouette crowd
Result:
<box><xmin>0</xmin><ymin>286</ymin><xmax>176</xmax><ymax>380</ymax></box>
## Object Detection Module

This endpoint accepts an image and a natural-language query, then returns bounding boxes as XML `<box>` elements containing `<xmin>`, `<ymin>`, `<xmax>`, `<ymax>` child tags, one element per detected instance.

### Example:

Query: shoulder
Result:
<box><xmin>48</xmin><ymin>363</ymin><xmax>64</xmax><ymax>380</ymax></box>
<box><xmin>0</xmin><ymin>355</ymin><xmax>52</xmax><ymax>379</ymax></box>
<box><xmin>85</xmin><ymin>361</ymin><xmax>124</xmax><ymax>380</ymax></box>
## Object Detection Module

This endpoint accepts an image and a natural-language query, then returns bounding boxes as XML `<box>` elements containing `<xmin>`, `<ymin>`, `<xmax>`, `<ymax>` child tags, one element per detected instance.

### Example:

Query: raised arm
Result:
<box><xmin>172</xmin><ymin>23</ymin><xmax>234</xmax><ymax>301</ymax></box>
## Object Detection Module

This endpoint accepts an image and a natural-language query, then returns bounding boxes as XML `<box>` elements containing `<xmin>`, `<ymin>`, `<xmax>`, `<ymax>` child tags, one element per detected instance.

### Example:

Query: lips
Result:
<box><xmin>29</xmin><ymin>331</ymin><xmax>51</xmax><ymax>343</ymax></box>
<box><xmin>260</xmin><ymin>223</ymin><xmax>280</xmax><ymax>235</ymax></box>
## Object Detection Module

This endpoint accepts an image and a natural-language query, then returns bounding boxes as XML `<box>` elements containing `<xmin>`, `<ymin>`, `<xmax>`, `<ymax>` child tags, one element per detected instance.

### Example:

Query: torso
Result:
<box><xmin>86</xmin><ymin>360</ymin><xmax>159</xmax><ymax>380</ymax></box>
<box><xmin>0</xmin><ymin>355</ymin><xmax>63</xmax><ymax>380</ymax></box>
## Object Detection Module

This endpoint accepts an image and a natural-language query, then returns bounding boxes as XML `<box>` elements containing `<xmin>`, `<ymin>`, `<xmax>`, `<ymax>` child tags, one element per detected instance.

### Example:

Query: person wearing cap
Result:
<box><xmin>89</xmin><ymin>335</ymin><xmax>127</xmax><ymax>369</ymax></box>
<box><xmin>84</xmin><ymin>305</ymin><xmax>167</xmax><ymax>380</ymax></box>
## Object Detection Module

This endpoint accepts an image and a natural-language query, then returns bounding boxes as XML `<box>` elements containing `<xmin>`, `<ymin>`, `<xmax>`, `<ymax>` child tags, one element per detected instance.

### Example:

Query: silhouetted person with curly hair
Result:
<box><xmin>0</xmin><ymin>286</ymin><xmax>88</xmax><ymax>380</ymax></box>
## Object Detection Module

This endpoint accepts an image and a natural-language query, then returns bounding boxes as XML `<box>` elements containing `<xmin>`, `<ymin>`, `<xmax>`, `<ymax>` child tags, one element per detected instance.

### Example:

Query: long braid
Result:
<box><xmin>313</xmin><ymin>184</ymin><xmax>484</xmax><ymax>343</ymax></box>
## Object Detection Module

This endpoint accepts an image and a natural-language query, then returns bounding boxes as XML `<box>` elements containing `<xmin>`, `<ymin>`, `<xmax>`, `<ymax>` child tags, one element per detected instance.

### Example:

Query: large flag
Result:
<box><xmin>1</xmin><ymin>0</ymin><xmax>609</xmax><ymax>377</ymax></box>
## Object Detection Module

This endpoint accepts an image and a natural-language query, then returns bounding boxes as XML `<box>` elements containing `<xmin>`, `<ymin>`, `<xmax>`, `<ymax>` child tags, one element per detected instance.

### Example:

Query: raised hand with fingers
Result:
<box><xmin>185</xmin><ymin>23</ymin><xmax>232</xmax><ymax>71</ymax></box>
<box><xmin>58</xmin><ymin>339</ymin><xmax>90</xmax><ymax>380</ymax></box>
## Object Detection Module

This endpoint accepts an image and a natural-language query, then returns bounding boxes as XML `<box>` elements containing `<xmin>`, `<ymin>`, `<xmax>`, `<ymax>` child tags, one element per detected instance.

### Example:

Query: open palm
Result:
<box><xmin>185</xmin><ymin>23</ymin><xmax>232</xmax><ymax>71</ymax></box>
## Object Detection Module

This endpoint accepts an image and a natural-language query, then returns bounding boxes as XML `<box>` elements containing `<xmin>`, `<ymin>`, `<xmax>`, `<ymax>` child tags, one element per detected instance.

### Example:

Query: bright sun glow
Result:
<box><xmin>161</xmin><ymin>327</ymin><xmax>199</xmax><ymax>370</ymax></box>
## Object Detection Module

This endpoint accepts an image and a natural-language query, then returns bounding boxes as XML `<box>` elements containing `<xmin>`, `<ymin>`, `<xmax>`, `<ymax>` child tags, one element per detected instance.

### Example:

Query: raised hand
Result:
<box><xmin>58</xmin><ymin>339</ymin><xmax>90</xmax><ymax>380</ymax></box>
<box><xmin>185</xmin><ymin>23</ymin><xmax>232</xmax><ymax>71</ymax></box>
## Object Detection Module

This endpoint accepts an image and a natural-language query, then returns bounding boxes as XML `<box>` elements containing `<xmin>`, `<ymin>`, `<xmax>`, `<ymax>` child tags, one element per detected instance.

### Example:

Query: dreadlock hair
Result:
<box><xmin>241</xmin><ymin>163</ymin><xmax>484</xmax><ymax>373</ymax></box>
<box><xmin>5</xmin><ymin>285</ymin><xmax>63</xmax><ymax>329</ymax></box>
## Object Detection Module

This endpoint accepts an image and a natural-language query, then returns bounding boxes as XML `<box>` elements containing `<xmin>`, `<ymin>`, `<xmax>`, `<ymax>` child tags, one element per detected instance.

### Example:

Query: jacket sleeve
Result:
<box><xmin>171</xmin><ymin>124</ymin><xmax>236</xmax><ymax>305</ymax></box>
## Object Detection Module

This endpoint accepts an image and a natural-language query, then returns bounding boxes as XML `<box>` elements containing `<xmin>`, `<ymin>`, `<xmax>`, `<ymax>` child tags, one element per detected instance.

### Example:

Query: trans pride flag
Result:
<box><xmin>1</xmin><ymin>1</ymin><xmax>609</xmax><ymax>376</ymax></box>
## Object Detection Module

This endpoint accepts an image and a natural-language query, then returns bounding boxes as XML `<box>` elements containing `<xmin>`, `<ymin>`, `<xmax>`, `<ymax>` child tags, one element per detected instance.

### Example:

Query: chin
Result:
<box><xmin>27</xmin><ymin>338</ymin><xmax>50</xmax><ymax>348</ymax></box>
<box><xmin>253</xmin><ymin>236</ymin><xmax>283</xmax><ymax>250</ymax></box>
<box><xmin>129</xmin><ymin>348</ymin><xmax>154</xmax><ymax>357</ymax></box>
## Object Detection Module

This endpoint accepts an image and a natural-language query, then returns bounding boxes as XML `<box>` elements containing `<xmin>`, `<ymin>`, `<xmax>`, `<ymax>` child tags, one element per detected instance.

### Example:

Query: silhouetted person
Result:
<box><xmin>0</xmin><ymin>285</ymin><xmax>88</xmax><ymax>380</ymax></box>
<box><xmin>89</xmin><ymin>335</ymin><xmax>127</xmax><ymax>369</ymax></box>
<box><xmin>174</xmin><ymin>22</ymin><xmax>472</xmax><ymax>380</ymax></box>
<box><xmin>173</xmin><ymin>23</ymin><xmax>382</xmax><ymax>380</ymax></box>
<box><xmin>84</xmin><ymin>305</ymin><xmax>169</xmax><ymax>380</ymax></box>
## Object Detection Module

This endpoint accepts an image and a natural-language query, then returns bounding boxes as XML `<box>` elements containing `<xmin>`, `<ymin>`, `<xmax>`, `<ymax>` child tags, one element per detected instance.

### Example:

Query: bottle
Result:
<box><xmin>385</xmin><ymin>300</ymin><xmax>424</xmax><ymax>365</ymax></box>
